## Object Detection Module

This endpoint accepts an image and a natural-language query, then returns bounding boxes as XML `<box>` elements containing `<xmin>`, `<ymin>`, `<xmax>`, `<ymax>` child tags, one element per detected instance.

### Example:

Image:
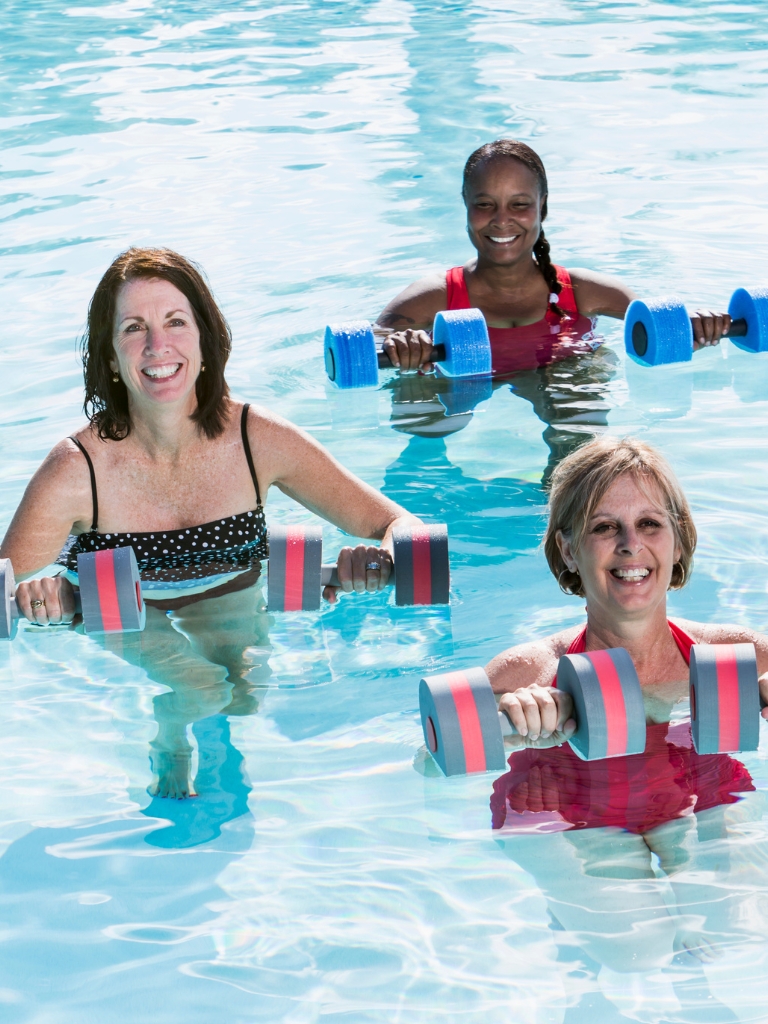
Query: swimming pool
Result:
<box><xmin>2</xmin><ymin>1</ymin><xmax>768</xmax><ymax>1020</ymax></box>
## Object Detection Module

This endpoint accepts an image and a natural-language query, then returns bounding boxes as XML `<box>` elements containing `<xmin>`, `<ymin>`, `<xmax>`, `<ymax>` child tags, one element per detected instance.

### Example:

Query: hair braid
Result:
<box><xmin>532</xmin><ymin>230</ymin><xmax>564</xmax><ymax>318</ymax></box>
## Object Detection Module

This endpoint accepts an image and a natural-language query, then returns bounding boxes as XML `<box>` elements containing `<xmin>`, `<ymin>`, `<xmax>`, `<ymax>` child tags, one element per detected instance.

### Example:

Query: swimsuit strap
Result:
<box><xmin>445</xmin><ymin>267</ymin><xmax>471</xmax><ymax>310</ymax></box>
<box><xmin>553</xmin><ymin>266</ymin><xmax>579</xmax><ymax>314</ymax></box>
<box><xmin>565</xmin><ymin>624</ymin><xmax>588</xmax><ymax>654</ymax></box>
<box><xmin>69</xmin><ymin>436</ymin><xmax>98</xmax><ymax>531</ymax></box>
<box><xmin>667</xmin><ymin>620</ymin><xmax>694</xmax><ymax>666</ymax></box>
<box><xmin>240</xmin><ymin>403</ymin><xmax>262</xmax><ymax>506</ymax></box>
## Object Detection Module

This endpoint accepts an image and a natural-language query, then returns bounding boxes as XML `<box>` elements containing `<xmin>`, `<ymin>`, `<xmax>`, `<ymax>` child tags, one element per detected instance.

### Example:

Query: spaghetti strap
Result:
<box><xmin>240</xmin><ymin>403</ymin><xmax>262</xmax><ymax>506</ymax></box>
<box><xmin>69</xmin><ymin>436</ymin><xmax>98</xmax><ymax>530</ymax></box>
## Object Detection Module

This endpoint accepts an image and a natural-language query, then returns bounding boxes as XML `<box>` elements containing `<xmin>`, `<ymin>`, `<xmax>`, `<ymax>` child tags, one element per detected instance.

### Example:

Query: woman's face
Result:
<box><xmin>464</xmin><ymin>157</ymin><xmax>544</xmax><ymax>267</ymax></box>
<box><xmin>110</xmin><ymin>277</ymin><xmax>202</xmax><ymax>410</ymax></box>
<box><xmin>557</xmin><ymin>473</ymin><xmax>681</xmax><ymax>622</ymax></box>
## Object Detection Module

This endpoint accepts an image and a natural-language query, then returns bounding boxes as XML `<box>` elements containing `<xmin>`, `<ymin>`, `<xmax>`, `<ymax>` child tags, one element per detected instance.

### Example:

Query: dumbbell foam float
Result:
<box><xmin>625</xmin><ymin>287</ymin><xmax>768</xmax><ymax>366</ymax></box>
<box><xmin>268</xmin><ymin>522</ymin><xmax>449</xmax><ymax>612</ymax></box>
<box><xmin>0</xmin><ymin>547</ymin><xmax>145</xmax><ymax>639</ymax></box>
<box><xmin>419</xmin><ymin>647</ymin><xmax>646</xmax><ymax>776</ymax></box>
<box><xmin>689</xmin><ymin>643</ymin><xmax>761</xmax><ymax>755</ymax></box>
<box><xmin>324</xmin><ymin>309</ymin><xmax>492</xmax><ymax>388</ymax></box>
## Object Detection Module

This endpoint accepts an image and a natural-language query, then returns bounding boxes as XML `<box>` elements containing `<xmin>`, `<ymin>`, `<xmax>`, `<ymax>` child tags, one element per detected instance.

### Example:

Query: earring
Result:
<box><xmin>200</xmin><ymin>363</ymin><xmax>206</xmax><ymax>373</ymax></box>
<box><xmin>112</xmin><ymin>372</ymin><xmax>120</xmax><ymax>383</ymax></box>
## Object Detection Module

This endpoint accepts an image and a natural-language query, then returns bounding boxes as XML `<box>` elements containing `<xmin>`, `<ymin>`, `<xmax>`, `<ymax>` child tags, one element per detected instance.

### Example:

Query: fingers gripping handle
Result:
<box><xmin>321</xmin><ymin>564</ymin><xmax>396</xmax><ymax>587</ymax></box>
<box><xmin>376</xmin><ymin>344</ymin><xmax>446</xmax><ymax>368</ymax></box>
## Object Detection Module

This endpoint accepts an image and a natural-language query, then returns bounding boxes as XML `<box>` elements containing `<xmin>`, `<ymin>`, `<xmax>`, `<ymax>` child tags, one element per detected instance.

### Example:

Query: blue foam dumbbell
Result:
<box><xmin>324</xmin><ymin>308</ymin><xmax>492</xmax><ymax>389</ymax></box>
<box><xmin>625</xmin><ymin>288</ymin><xmax>768</xmax><ymax>367</ymax></box>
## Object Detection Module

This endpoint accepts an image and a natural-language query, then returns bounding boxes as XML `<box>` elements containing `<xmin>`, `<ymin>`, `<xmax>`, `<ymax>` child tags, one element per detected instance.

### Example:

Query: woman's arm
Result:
<box><xmin>485</xmin><ymin>632</ymin><xmax>577</xmax><ymax>742</ymax></box>
<box><xmin>0</xmin><ymin>438</ymin><xmax>94</xmax><ymax>625</ymax></box>
<box><xmin>0</xmin><ymin>438</ymin><xmax>93</xmax><ymax>576</ymax></box>
<box><xmin>376</xmin><ymin>272</ymin><xmax>446</xmax><ymax>372</ymax></box>
<box><xmin>570</xmin><ymin>268</ymin><xmax>730</xmax><ymax>347</ymax></box>
<box><xmin>248</xmin><ymin>406</ymin><xmax>421</xmax><ymax>598</ymax></box>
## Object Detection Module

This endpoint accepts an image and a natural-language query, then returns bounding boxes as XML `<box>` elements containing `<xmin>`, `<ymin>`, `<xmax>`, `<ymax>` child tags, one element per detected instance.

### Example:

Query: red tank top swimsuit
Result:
<box><xmin>490</xmin><ymin>621</ymin><xmax>754</xmax><ymax>834</ymax></box>
<box><xmin>445</xmin><ymin>264</ymin><xmax>598</xmax><ymax>376</ymax></box>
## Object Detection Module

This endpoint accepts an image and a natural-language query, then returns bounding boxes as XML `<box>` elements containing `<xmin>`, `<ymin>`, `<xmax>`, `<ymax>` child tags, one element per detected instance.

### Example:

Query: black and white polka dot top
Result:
<box><xmin>57</xmin><ymin>404</ymin><xmax>268</xmax><ymax>586</ymax></box>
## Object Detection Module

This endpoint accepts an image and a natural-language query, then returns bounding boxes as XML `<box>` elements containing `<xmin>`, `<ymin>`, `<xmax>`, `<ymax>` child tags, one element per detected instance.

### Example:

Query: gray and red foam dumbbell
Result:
<box><xmin>689</xmin><ymin>642</ymin><xmax>763</xmax><ymax>754</ymax></box>
<box><xmin>419</xmin><ymin>647</ymin><xmax>646</xmax><ymax>776</ymax></box>
<box><xmin>625</xmin><ymin>287</ymin><xmax>768</xmax><ymax>366</ymax></box>
<box><xmin>324</xmin><ymin>309</ymin><xmax>492</xmax><ymax>389</ymax></box>
<box><xmin>267</xmin><ymin>522</ymin><xmax>450</xmax><ymax>612</ymax></box>
<box><xmin>0</xmin><ymin>547</ymin><xmax>145</xmax><ymax>640</ymax></box>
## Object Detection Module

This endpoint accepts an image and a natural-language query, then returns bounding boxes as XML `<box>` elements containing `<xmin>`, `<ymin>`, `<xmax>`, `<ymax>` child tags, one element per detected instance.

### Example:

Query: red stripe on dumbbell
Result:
<box><xmin>715</xmin><ymin>645</ymin><xmax>741</xmax><ymax>753</ymax></box>
<box><xmin>446</xmin><ymin>671</ymin><xmax>486</xmax><ymax>773</ymax></box>
<box><xmin>411</xmin><ymin>527</ymin><xmax>432</xmax><ymax>605</ymax></box>
<box><xmin>283</xmin><ymin>527</ymin><xmax>306</xmax><ymax>612</ymax></box>
<box><xmin>94</xmin><ymin>550</ymin><xmax>122</xmax><ymax>632</ymax></box>
<box><xmin>588</xmin><ymin>650</ymin><xmax>628</xmax><ymax>757</ymax></box>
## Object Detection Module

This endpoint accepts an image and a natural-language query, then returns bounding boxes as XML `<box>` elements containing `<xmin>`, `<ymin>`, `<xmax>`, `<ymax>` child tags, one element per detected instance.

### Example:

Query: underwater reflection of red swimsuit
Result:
<box><xmin>490</xmin><ymin>622</ymin><xmax>755</xmax><ymax>834</ymax></box>
<box><xmin>445</xmin><ymin>264</ymin><xmax>598</xmax><ymax>376</ymax></box>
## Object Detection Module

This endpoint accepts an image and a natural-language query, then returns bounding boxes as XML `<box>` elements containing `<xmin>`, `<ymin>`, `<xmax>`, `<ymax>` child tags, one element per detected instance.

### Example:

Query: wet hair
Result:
<box><xmin>544</xmin><ymin>436</ymin><xmax>697</xmax><ymax>597</ymax></box>
<box><xmin>462</xmin><ymin>140</ymin><xmax>564</xmax><ymax>317</ymax></box>
<box><xmin>81</xmin><ymin>247</ymin><xmax>231</xmax><ymax>441</ymax></box>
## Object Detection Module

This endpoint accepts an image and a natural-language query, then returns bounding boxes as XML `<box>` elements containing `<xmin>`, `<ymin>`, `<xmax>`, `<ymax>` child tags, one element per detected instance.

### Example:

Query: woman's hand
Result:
<box><xmin>381</xmin><ymin>329</ymin><xmax>435</xmax><ymax>372</ymax></box>
<box><xmin>15</xmin><ymin>575</ymin><xmax>76</xmax><ymax>626</ymax></box>
<box><xmin>498</xmin><ymin>684</ymin><xmax>576</xmax><ymax>746</ymax></box>
<box><xmin>322</xmin><ymin>543</ymin><xmax>394</xmax><ymax>604</ymax></box>
<box><xmin>691</xmin><ymin>309</ymin><xmax>732</xmax><ymax>349</ymax></box>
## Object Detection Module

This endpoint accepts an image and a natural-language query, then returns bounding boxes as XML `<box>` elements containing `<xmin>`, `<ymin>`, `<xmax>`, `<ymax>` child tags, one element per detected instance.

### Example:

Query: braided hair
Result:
<box><xmin>462</xmin><ymin>140</ymin><xmax>564</xmax><ymax>318</ymax></box>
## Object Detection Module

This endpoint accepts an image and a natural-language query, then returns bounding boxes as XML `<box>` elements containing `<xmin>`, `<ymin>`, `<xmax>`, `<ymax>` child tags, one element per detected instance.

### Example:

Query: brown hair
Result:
<box><xmin>544</xmin><ymin>436</ymin><xmax>697</xmax><ymax>597</ymax></box>
<box><xmin>81</xmin><ymin>247</ymin><xmax>231</xmax><ymax>440</ymax></box>
<box><xmin>462</xmin><ymin>139</ymin><xmax>564</xmax><ymax>316</ymax></box>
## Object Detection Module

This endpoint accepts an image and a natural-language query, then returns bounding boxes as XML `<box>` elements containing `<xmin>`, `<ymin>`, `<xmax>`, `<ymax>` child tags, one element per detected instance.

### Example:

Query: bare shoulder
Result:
<box><xmin>377</xmin><ymin>272</ymin><xmax>447</xmax><ymax>329</ymax></box>
<box><xmin>567</xmin><ymin>267</ymin><xmax>638</xmax><ymax>319</ymax></box>
<box><xmin>486</xmin><ymin>626</ymin><xmax>582</xmax><ymax>693</ymax></box>
<box><xmin>32</xmin><ymin>435</ymin><xmax>94</xmax><ymax>497</ymax></box>
<box><xmin>672</xmin><ymin>617</ymin><xmax>768</xmax><ymax>650</ymax></box>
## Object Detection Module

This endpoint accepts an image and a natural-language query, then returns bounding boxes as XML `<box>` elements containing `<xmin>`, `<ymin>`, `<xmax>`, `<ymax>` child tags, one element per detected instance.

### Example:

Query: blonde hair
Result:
<box><xmin>544</xmin><ymin>436</ymin><xmax>696</xmax><ymax>597</ymax></box>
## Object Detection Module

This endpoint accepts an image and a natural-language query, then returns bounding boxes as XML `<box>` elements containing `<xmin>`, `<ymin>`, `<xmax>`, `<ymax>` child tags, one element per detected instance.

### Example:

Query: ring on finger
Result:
<box><xmin>365</xmin><ymin>561</ymin><xmax>381</xmax><ymax>572</ymax></box>
<box><xmin>30</xmin><ymin>599</ymin><xmax>45</xmax><ymax>609</ymax></box>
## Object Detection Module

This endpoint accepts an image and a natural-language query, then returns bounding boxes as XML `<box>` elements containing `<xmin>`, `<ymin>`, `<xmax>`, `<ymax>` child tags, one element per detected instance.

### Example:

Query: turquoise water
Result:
<box><xmin>2</xmin><ymin>1</ymin><xmax>768</xmax><ymax>1020</ymax></box>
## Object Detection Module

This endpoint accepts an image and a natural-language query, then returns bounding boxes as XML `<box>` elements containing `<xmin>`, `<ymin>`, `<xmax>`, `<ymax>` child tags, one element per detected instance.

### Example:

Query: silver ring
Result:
<box><xmin>365</xmin><ymin>562</ymin><xmax>381</xmax><ymax>572</ymax></box>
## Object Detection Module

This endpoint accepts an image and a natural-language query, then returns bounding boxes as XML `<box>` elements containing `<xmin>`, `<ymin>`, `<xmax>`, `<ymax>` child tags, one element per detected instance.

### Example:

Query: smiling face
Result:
<box><xmin>464</xmin><ymin>156</ymin><xmax>544</xmax><ymax>266</ymax></box>
<box><xmin>110</xmin><ymin>277</ymin><xmax>202</xmax><ymax>412</ymax></box>
<box><xmin>557</xmin><ymin>473</ymin><xmax>681</xmax><ymax>624</ymax></box>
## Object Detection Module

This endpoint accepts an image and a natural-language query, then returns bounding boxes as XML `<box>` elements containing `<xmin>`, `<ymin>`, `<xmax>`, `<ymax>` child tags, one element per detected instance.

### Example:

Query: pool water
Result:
<box><xmin>2</xmin><ymin>1</ymin><xmax>768</xmax><ymax>1020</ymax></box>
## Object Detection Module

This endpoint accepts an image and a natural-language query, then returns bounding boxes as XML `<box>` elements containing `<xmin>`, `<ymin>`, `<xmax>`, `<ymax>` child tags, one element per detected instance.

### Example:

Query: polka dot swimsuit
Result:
<box><xmin>57</xmin><ymin>405</ymin><xmax>268</xmax><ymax>585</ymax></box>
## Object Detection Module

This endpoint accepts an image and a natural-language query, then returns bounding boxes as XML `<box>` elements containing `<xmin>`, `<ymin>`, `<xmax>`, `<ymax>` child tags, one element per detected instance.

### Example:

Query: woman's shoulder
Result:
<box><xmin>565</xmin><ymin>267</ymin><xmax>638</xmax><ymax>319</ymax></box>
<box><xmin>670</xmin><ymin>616</ymin><xmax>767</xmax><ymax>649</ymax></box>
<box><xmin>377</xmin><ymin>271</ymin><xmax>448</xmax><ymax>329</ymax></box>
<box><xmin>485</xmin><ymin>625</ymin><xmax>584</xmax><ymax>693</ymax></box>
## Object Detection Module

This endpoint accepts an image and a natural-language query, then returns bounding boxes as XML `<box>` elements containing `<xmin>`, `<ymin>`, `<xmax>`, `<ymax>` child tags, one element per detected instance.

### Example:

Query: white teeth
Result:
<box><xmin>612</xmin><ymin>568</ymin><xmax>650</xmax><ymax>579</ymax></box>
<box><xmin>490</xmin><ymin>235</ymin><xmax>519</xmax><ymax>243</ymax></box>
<box><xmin>143</xmin><ymin>364</ymin><xmax>180</xmax><ymax>379</ymax></box>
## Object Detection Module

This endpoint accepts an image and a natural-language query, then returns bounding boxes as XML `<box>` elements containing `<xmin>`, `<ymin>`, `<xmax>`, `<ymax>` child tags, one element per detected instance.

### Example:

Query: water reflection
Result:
<box><xmin>385</xmin><ymin>344</ymin><xmax>618</xmax><ymax>487</ymax></box>
<box><xmin>491</xmin><ymin>717</ymin><xmax>768</xmax><ymax>1014</ymax></box>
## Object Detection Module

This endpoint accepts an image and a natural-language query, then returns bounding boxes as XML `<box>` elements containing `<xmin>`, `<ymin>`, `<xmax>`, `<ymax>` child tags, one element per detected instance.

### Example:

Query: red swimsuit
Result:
<box><xmin>445</xmin><ymin>264</ymin><xmax>598</xmax><ymax>376</ymax></box>
<box><xmin>492</xmin><ymin>622</ymin><xmax>754</xmax><ymax>834</ymax></box>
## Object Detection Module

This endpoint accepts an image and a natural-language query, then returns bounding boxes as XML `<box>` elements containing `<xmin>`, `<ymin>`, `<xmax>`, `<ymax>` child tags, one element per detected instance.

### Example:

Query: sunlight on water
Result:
<box><xmin>2</xmin><ymin>1</ymin><xmax>768</xmax><ymax>1020</ymax></box>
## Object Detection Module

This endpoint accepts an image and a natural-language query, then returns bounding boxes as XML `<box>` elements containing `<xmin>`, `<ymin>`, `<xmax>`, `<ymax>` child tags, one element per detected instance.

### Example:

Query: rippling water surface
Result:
<box><xmin>2</xmin><ymin>2</ymin><xmax>768</xmax><ymax>1021</ymax></box>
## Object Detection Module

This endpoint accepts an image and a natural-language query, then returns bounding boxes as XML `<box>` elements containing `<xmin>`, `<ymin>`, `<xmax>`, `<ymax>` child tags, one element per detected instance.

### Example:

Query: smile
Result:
<box><xmin>489</xmin><ymin>235</ymin><xmax>520</xmax><ymax>244</ymax></box>
<box><xmin>142</xmin><ymin>363</ymin><xmax>182</xmax><ymax>380</ymax></box>
<box><xmin>611</xmin><ymin>568</ymin><xmax>650</xmax><ymax>580</ymax></box>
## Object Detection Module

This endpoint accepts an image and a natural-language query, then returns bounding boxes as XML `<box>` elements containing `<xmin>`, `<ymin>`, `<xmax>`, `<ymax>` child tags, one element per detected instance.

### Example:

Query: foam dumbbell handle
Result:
<box><xmin>376</xmin><ymin>344</ymin><xmax>447</xmax><ymax>368</ymax></box>
<box><xmin>419</xmin><ymin>666</ymin><xmax>507</xmax><ymax>776</ymax></box>
<box><xmin>689</xmin><ymin>643</ymin><xmax>760</xmax><ymax>754</ymax></box>
<box><xmin>556</xmin><ymin>647</ymin><xmax>646</xmax><ymax>760</ymax></box>
<box><xmin>76</xmin><ymin>548</ymin><xmax>145</xmax><ymax>634</ymax></box>
<box><xmin>321</xmin><ymin>523</ymin><xmax>450</xmax><ymax>607</ymax></box>
<box><xmin>727</xmin><ymin>287</ymin><xmax>768</xmax><ymax>353</ymax></box>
